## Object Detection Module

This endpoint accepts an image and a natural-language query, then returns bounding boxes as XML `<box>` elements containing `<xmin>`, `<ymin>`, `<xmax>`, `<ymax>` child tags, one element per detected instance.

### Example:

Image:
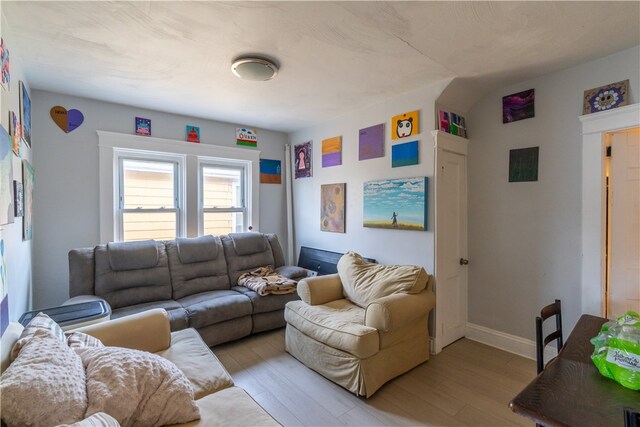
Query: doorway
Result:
<box><xmin>604</xmin><ymin>128</ymin><xmax>640</xmax><ymax>318</ymax></box>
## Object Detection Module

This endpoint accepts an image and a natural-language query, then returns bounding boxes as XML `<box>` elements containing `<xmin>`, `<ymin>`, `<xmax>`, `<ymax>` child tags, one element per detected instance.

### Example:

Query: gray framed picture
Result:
<box><xmin>509</xmin><ymin>147</ymin><xmax>539</xmax><ymax>182</ymax></box>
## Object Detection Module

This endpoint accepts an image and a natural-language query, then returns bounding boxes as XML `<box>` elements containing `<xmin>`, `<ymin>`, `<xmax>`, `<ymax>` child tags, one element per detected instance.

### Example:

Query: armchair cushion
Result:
<box><xmin>337</xmin><ymin>252</ymin><xmax>429</xmax><ymax>308</ymax></box>
<box><xmin>285</xmin><ymin>299</ymin><xmax>378</xmax><ymax>358</ymax></box>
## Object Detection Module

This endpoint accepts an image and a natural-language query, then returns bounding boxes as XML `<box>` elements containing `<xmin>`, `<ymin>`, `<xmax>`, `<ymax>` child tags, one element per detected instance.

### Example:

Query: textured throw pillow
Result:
<box><xmin>337</xmin><ymin>251</ymin><xmax>429</xmax><ymax>308</ymax></box>
<box><xmin>62</xmin><ymin>412</ymin><xmax>121</xmax><ymax>427</ymax></box>
<box><xmin>79</xmin><ymin>346</ymin><xmax>200</xmax><ymax>427</ymax></box>
<box><xmin>66</xmin><ymin>331</ymin><xmax>105</xmax><ymax>349</ymax></box>
<box><xmin>11</xmin><ymin>312</ymin><xmax>66</xmax><ymax>360</ymax></box>
<box><xmin>1</xmin><ymin>330</ymin><xmax>88</xmax><ymax>426</ymax></box>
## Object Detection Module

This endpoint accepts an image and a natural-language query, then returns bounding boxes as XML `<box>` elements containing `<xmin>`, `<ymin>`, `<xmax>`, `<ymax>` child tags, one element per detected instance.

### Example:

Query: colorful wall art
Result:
<box><xmin>392</xmin><ymin>110</ymin><xmax>419</xmax><ymax>140</ymax></box>
<box><xmin>22</xmin><ymin>160</ymin><xmax>34</xmax><ymax>240</ymax></box>
<box><xmin>50</xmin><ymin>106</ymin><xmax>84</xmax><ymax>133</ymax></box>
<box><xmin>438</xmin><ymin>110</ymin><xmax>450</xmax><ymax>133</ymax></box>
<box><xmin>322</xmin><ymin>136</ymin><xmax>342</xmax><ymax>167</ymax></box>
<box><xmin>503</xmin><ymin>89</ymin><xmax>535</xmax><ymax>123</ymax></box>
<box><xmin>135</xmin><ymin>117</ymin><xmax>151</xmax><ymax>136</ymax></box>
<box><xmin>19</xmin><ymin>81</ymin><xmax>31</xmax><ymax>146</ymax></box>
<box><xmin>321</xmin><ymin>183</ymin><xmax>346</xmax><ymax>233</ymax></box>
<box><xmin>1</xmin><ymin>126</ymin><xmax>14</xmax><ymax>225</ymax></box>
<box><xmin>582</xmin><ymin>80</ymin><xmax>629</xmax><ymax>115</ymax></box>
<box><xmin>8</xmin><ymin>111</ymin><xmax>19</xmax><ymax>156</ymax></box>
<box><xmin>509</xmin><ymin>147</ymin><xmax>539</xmax><ymax>182</ymax></box>
<box><xmin>359</xmin><ymin>123</ymin><xmax>384</xmax><ymax>160</ymax></box>
<box><xmin>294</xmin><ymin>141</ymin><xmax>312</xmax><ymax>179</ymax></box>
<box><xmin>260</xmin><ymin>159</ymin><xmax>281</xmax><ymax>184</ymax></box>
<box><xmin>14</xmin><ymin>180</ymin><xmax>23</xmax><ymax>217</ymax></box>
<box><xmin>363</xmin><ymin>176</ymin><xmax>427</xmax><ymax>231</ymax></box>
<box><xmin>450</xmin><ymin>113</ymin><xmax>467</xmax><ymax>138</ymax></box>
<box><xmin>186</xmin><ymin>125</ymin><xmax>200</xmax><ymax>143</ymax></box>
<box><xmin>1</xmin><ymin>238</ymin><xmax>8</xmax><ymax>337</ymax></box>
<box><xmin>392</xmin><ymin>140</ymin><xmax>419</xmax><ymax>168</ymax></box>
<box><xmin>1</xmin><ymin>38</ymin><xmax>10</xmax><ymax>91</ymax></box>
<box><xmin>236</xmin><ymin>128</ymin><xmax>257</xmax><ymax>147</ymax></box>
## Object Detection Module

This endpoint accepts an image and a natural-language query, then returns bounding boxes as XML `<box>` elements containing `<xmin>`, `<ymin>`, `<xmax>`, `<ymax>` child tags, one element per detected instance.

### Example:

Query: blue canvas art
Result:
<box><xmin>392</xmin><ymin>140</ymin><xmax>418</xmax><ymax>168</ymax></box>
<box><xmin>363</xmin><ymin>176</ymin><xmax>427</xmax><ymax>231</ymax></box>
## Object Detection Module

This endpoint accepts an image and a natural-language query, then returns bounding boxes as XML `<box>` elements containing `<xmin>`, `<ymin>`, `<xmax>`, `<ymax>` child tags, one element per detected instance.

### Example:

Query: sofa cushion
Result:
<box><xmin>156</xmin><ymin>328</ymin><xmax>234</xmax><ymax>400</ymax></box>
<box><xmin>111</xmin><ymin>300</ymin><xmax>189</xmax><ymax>331</ymax></box>
<box><xmin>266</xmin><ymin>233</ymin><xmax>285</xmax><ymax>268</ymax></box>
<box><xmin>170</xmin><ymin>386</ymin><xmax>280</xmax><ymax>427</ymax></box>
<box><xmin>1</xmin><ymin>330</ymin><xmax>88</xmax><ymax>426</ymax></box>
<box><xmin>275</xmin><ymin>265</ymin><xmax>309</xmax><ymax>280</ymax></box>
<box><xmin>337</xmin><ymin>251</ymin><xmax>428</xmax><ymax>308</ymax></box>
<box><xmin>232</xmin><ymin>285</ymin><xmax>300</xmax><ymax>314</ymax></box>
<box><xmin>284</xmin><ymin>299</ymin><xmax>379</xmax><ymax>359</ymax></box>
<box><xmin>176</xmin><ymin>235</ymin><xmax>219</xmax><ymax>264</ymax></box>
<box><xmin>229</xmin><ymin>232</ymin><xmax>268</xmax><ymax>255</ymax></box>
<box><xmin>178</xmin><ymin>290</ymin><xmax>252</xmax><ymax>329</ymax></box>
<box><xmin>79</xmin><ymin>346</ymin><xmax>200</xmax><ymax>427</ymax></box>
<box><xmin>107</xmin><ymin>240</ymin><xmax>159</xmax><ymax>271</ymax></box>
<box><xmin>94</xmin><ymin>242</ymin><xmax>172</xmax><ymax>309</ymax></box>
<box><xmin>166</xmin><ymin>237</ymin><xmax>230</xmax><ymax>300</ymax></box>
<box><xmin>66</xmin><ymin>331</ymin><xmax>104</xmax><ymax>349</ymax></box>
<box><xmin>221</xmin><ymin>235</ymin><xmax>276</xmax><ymax>285</ymax></box>
<box><xmin>11</xmin><ymin>312</ymin><xmax>66</xmax><ymax>361</ymax></box>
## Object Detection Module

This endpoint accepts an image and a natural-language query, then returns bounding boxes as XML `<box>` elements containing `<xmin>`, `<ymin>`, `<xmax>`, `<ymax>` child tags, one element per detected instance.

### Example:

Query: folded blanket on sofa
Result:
<box><xmin>238</xmin><ymin>266</ymin><xmax>297</xmax><ymax>296</ymax></box>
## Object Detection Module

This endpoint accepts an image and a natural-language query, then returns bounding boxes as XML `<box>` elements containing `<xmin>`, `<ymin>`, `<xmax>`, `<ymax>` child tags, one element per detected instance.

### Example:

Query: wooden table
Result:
<box><xmin>509</xmin><ymin>314</ymin><xmax>640</xmax><ymax>427</ymax></box>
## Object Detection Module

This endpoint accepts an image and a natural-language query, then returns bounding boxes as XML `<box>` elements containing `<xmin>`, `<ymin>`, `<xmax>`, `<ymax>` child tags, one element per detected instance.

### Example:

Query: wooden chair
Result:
<box><xmin>624</xmin><ymin>408</ymin><xmax>640</xmax><ymax>427</ymax></box>
<box><xmin>535</xmin><ymin>299</ymin><xmax>563</xmax><ymax>374</ymax></box>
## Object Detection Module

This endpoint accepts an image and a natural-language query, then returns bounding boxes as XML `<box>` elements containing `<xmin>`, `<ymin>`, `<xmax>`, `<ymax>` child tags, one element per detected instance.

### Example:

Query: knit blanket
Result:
<box><xmin>237</xmin><ymin>266</ymin><xmax>297</xmax><ymax>296</ymax></box>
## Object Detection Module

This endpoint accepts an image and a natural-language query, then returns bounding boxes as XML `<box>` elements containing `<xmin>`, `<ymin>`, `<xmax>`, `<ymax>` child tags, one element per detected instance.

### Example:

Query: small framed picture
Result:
<box><xmin>13</xmin><ymin>180</ymin><xmax>23</xmax><ymax>217</ymax></box>
<box><xmin>582</xmin><ymin>80</ymin><xmax>629</xmax><ymax>115</ymax></box>
<box><xmin>135</xmin><ymin>117</ymin><xmax>151</xmax><ymax>136</ymax></box>
<box><xmin>186</xmin><ymin>125</ymin><xmax>200</xmax><ymax>143</ymax></box>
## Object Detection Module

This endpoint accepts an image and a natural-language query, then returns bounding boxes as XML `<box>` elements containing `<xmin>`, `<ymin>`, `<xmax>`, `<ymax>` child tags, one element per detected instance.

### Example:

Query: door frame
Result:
<box><xmin>432</xmin><ymin>130</ymin><xmax>468</xmax><ymax>354</ymax></box>
<box><xmin>579</xmin><ymin>103</ymin><xmax>639</xmax><ymax>317</ymax></box>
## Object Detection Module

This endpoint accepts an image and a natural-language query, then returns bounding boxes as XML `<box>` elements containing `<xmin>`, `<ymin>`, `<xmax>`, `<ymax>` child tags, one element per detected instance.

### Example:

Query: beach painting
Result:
<box><xmin>321</xmin><ymin>183</ymin><xmax>345</xmax><ymax>233</ymax></box>
<box><xmin>363</xmin><ymin>176</ymin><xmax>427</xmax><ymax>231</ymax></box>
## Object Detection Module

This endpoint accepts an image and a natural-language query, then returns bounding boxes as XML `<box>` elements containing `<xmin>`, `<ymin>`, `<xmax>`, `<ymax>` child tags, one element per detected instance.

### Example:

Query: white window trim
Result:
<box><xmin>198</xmin><ymin>159</ymin><xmax>249</xmax><ymax>235</ymax></box>
<box><xmin>116</xmin><ymin>151</ymin><xmax>185</xmax><ymax>242</ymax></box>
<box><xmin>98</xmin><ymin>130</ymin><xmax>260</xmax><ymax>243</ymax></box>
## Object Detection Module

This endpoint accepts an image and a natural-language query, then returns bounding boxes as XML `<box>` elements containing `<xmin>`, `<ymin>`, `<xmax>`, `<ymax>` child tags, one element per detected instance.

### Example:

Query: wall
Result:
<box><xmin>467</xmin><ymin>45</ymin><xmax>640</xmax><ymax>341</ymax></box>
<box><xmin>31</xmin><ymin>90</ymin><xmax>289</xmax><ymax>308</ymax></box>
<box><xmin>0</xmin><ymin>11</ymin><xmax>33</xmax><ymax>321</ymax></box>
<box><xmin>290</xmin><ymin>80</ymin><xmax>448</xmax><ymax>272</ymax></box>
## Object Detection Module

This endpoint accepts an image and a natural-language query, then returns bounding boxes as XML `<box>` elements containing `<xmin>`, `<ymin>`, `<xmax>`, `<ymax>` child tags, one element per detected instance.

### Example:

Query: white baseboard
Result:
<box><xmin>465</xmin><ymin>322</ymin><xmax>556</xmax><ymax>361</ymax></box>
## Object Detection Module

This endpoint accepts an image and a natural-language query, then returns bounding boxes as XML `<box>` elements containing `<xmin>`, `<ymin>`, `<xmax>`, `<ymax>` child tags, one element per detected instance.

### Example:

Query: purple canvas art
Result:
<box><xmin>359</xmin><ymin>123</ymin><xmax>384</xmax><ymax>160</ymax></box>
<box><xmin>503</xmin><ymin>89</ymin><xmax>535</xmax><ymax>123</ymax></box>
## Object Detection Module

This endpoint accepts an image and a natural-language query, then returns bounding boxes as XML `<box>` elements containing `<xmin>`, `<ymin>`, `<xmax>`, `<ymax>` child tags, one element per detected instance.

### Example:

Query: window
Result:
<box><xmin>99</xmin><ymin>131</ymin><xmax>259</xmax><ymax>243</ymax></box>
<box><xmin>117</xmin><ymin>155</ymin><xmax>183</xmax><ymax>242</ymax></box>
<box><xmin>200</xmin><ymin>163</ymin><xmax>247</xmax><ymax>235</ymax></box>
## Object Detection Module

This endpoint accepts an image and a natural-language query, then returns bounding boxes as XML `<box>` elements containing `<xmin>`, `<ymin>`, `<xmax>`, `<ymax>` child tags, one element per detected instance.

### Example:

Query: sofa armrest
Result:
<box><xmin>297</xmin><ymin>274</ymin><xmax>344</xmax><ymax>305</ymax></box>
<box><xmin>75</xmin><ymin>308</ymin><xmax>171</xmax><ymax>353</ymax></box>
<box><xmin>364</xmin><ymin>290</ymin><xmax>435</xmax><ymax>332</ymax></box>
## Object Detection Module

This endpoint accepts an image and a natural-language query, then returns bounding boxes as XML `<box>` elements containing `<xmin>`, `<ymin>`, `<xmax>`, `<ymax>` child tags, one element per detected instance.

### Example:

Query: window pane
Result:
<box><xmin>123</xmin><ymin>211</ymin><xmax>176</xmax><ymax>241</ymax></box>
<box><xmin>202</xmin><ymin>166</ymin><xmax>242</xmax><ymax>208</ymax></box>
<box><xmin>123</xmin><ymin>159</ymin><xmax>175</xmax><ymax>209</ymax></box>
<box><xmin>203</xmin><ymin>212</ymin><xmax>244</xmax><ymax>235</ymax></box>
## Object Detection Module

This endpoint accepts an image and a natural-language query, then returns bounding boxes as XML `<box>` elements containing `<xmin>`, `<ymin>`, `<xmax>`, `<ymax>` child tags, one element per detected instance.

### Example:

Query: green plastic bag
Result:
<box><xmin>591</xmin><ymin>311</ymin><xmax>640</xmax><ymax>390</ymax></box>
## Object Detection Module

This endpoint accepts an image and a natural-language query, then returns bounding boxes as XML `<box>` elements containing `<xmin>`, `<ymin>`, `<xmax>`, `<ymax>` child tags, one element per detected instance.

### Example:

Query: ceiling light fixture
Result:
<box><xmin>231</xmin><ymin>57</ymin><xmax>279</xmax><ymax>81</ymax></box>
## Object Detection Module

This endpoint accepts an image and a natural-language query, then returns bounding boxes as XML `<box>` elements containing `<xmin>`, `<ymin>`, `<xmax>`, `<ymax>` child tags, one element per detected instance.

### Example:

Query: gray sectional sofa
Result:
<box><xmin>67</xmin><ymin>232</ymin><xmax>306</xmax><ymax>346</ymax></box>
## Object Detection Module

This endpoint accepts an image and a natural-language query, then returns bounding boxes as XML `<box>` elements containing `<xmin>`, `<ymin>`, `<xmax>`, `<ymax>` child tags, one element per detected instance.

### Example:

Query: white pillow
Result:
<box><xmin>337</xmin><ymin>251</ymin><xmax>429</xmax><ymax>308</ymax></box>
<box><xmin>60</xmin><ymin>412</ymin><xmax>121</xmax><ymax>427</ymax></box>
<box><xmin>1</xmin><ymin>329</ymin><xmax>88</xmax><ymax>426</ymax></box>
<box><xmin>78</xmin><ymin>346</ymin><xmax>200</xmax><ymax>427</ymax></box>
<box><xmin>11</xmin><ymin>312</ymin><xmax>66</xmax><ymax>360</ymax></box>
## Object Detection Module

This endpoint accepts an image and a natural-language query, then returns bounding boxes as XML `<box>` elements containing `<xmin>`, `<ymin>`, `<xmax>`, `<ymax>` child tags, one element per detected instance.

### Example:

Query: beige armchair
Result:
<box><xmin>284</xmin><ymin>253</ymin><xmax>436</xmax><ymax>397</ymax></box>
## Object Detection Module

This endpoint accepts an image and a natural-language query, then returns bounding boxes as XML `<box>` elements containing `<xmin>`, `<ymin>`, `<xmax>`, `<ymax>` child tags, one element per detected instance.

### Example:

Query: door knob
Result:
<box><xmin>460</xmin><ymin>258</ymin><xmax>469</xmax><ymax>265</ymax></box>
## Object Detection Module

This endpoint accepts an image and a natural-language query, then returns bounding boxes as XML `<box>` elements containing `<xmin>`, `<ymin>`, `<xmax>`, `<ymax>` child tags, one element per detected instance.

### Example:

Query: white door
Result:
<box><xmin>608</xmin><ymin>130</ymin><xmax>640</xmax><ymax>317</ymax></box>
<box><xmin>434</xmin><ymin>132</ymin><xmax>468</xmax><ymax>351</ymax></box>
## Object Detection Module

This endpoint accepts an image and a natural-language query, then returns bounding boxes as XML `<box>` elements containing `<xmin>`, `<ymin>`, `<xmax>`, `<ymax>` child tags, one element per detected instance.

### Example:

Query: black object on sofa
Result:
<box><xmin>68</xmin><ymin>232</ymin><xmax>306</xmax><ymax>346</ymax></box>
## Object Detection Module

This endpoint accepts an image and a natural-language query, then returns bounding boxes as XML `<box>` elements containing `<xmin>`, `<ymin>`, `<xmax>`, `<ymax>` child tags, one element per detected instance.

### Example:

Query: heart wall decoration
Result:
<box><xmin>50</xmin><ymin>106</ymin><xmax>84</xmax><ymax>133</ymax></box>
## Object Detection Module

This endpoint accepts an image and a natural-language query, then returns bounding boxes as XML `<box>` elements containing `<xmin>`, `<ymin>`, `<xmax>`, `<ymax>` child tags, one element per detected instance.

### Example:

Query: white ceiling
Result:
<box><xmin>4</xmin><ymin>1</ymin><xmax>639</xmax><ymax>133</ymax></box>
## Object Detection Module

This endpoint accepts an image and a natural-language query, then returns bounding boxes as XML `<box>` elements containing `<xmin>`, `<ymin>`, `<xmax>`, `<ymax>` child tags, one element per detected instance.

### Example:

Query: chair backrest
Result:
<box><xmin>535</xmin><ymin>299</ymin><xmax>563</xmax><ymax>374</ymax></box>
<box><xmin>625</xmin><ymin>408</ymin><xmax>640</xmax><ymax>427</ymax></box>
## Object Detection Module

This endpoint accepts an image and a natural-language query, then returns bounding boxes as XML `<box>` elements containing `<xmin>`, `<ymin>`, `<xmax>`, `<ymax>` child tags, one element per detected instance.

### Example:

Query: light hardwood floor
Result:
<box><xmin>213</xmin><ymin>329</ymin><xmax>536</xmax><ymax>427</ymax></box>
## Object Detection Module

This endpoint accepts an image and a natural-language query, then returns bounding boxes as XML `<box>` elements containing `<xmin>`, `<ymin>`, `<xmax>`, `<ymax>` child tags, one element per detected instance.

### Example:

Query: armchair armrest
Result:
<box><xmin>75</xmin><ymin>308</ymin><xmax>171</xmax><ymax>353</ymax></box>
<box><xmin>297</xmin><ymin>274</ymin><xmax>344</xmax><ymax>305</ymax></box>
<box><xmin>365</xmin><ymin>290</ymin><xmax>435</xmax><ymax>332</ymax></box>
